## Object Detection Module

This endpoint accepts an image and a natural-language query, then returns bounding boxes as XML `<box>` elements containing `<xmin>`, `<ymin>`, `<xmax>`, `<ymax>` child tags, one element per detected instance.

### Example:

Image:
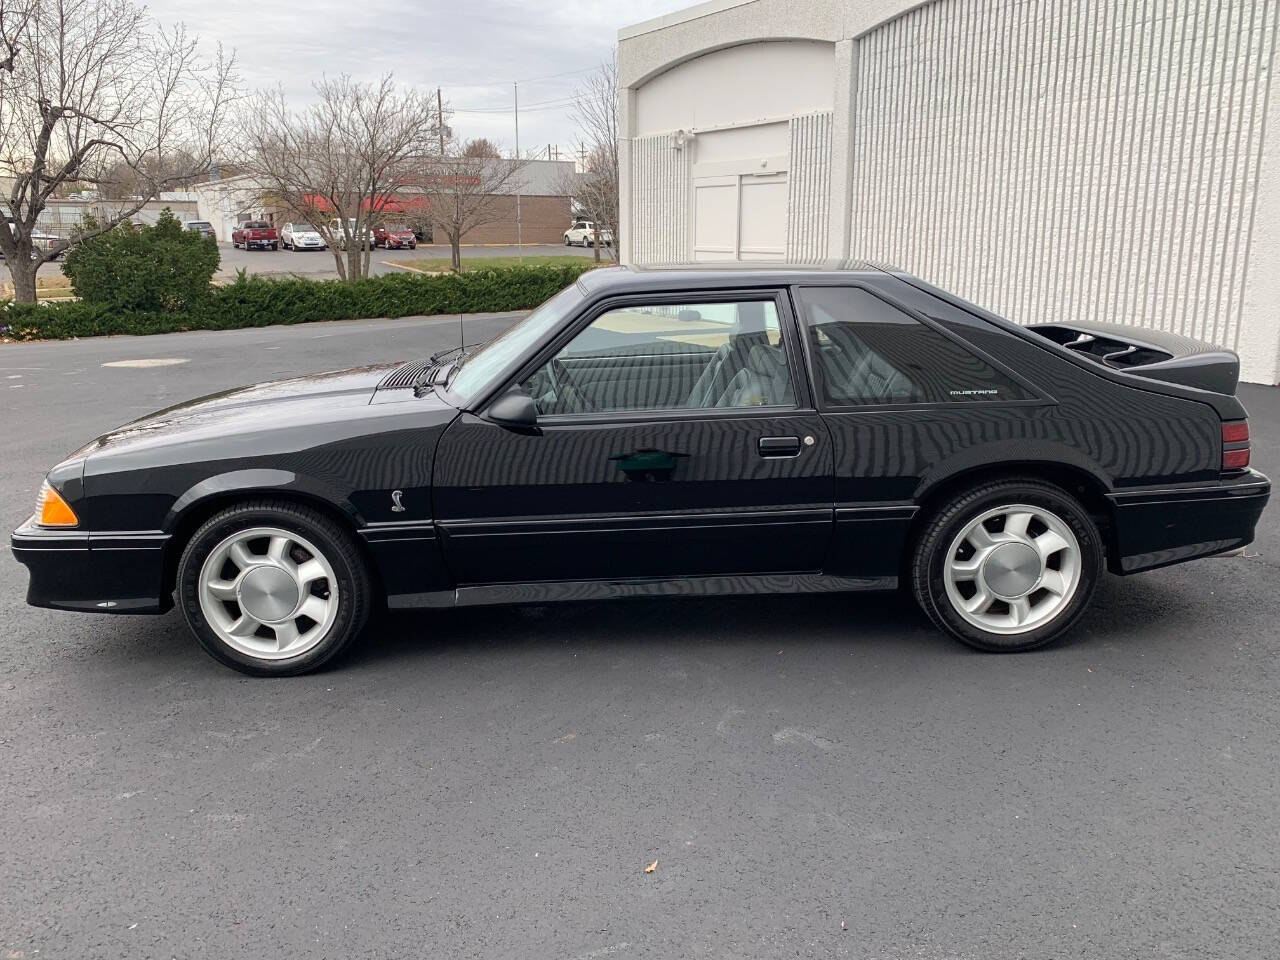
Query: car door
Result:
<box><xmin>433</xmin><ymin>290</ymin><xmax>834</xmax><ymax>585</ymax></box>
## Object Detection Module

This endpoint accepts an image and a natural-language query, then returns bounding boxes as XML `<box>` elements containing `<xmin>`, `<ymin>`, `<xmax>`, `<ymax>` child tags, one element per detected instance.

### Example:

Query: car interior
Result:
<box><xmin>523</xmin><ymin>301</ymin><xmax>796</xmax><ymax>415</ymax></box>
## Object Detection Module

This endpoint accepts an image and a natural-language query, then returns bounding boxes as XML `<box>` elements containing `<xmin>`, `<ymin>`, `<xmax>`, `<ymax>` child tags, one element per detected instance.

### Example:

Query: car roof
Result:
<box><xmin>574</xmin><ymin>260</ymin><xmax>897</xmax><ymax>295</ymax></box>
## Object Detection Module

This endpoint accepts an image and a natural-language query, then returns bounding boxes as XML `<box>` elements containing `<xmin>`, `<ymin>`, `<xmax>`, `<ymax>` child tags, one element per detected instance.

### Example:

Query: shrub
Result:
<box><xmin>0</xmin><ymin>261</ymin><xmax>598</xmax><ymax>340</ymax></box>
<box><xmin>62</xmin><ymin>209</ymin><xmax>219</xmax><ymax>312</ymax></box>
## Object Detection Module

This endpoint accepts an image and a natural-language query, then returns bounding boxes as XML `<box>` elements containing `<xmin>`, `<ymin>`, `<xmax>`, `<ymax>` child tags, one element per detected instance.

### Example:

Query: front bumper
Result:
<box><xmin>1106</xmin><ymin>469</ymin><xmax>1270</xmax><ymax>574</ymax></box>
<box><xmin>10</xmin><ymin>519</ymin><xmax>171</xmax><ymax>613</ymax></box>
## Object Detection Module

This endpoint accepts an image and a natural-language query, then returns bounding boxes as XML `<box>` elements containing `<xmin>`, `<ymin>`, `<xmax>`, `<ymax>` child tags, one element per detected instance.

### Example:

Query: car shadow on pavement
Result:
<box><xmin>68</xmin><ymin>571</ymin><xmax>1200</xmax><ymax>678</ymax></box>
<box><xmin>342</xmin><ymin>590</ymin><xmax>941</xmax><ymax>670</ymax></box>
<box><xmin>341</xmin><ymin>567</ymin><xmax>1210</xmax><ymax>672</ymax></box>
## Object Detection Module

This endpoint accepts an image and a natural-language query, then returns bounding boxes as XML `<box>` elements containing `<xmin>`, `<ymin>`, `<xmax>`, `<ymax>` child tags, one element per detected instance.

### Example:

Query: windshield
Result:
<box><xmin>446</xmin><ymin>283</ymin><xmax>585</xmax><ymax>405</ymax></box>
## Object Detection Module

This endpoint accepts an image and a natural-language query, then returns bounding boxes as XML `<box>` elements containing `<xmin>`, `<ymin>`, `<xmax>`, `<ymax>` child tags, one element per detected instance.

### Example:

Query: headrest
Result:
<box><xmin>735</xmin><ymin>301</ymin><xmax>767</xmax><ymax>335</ymax></box>
<box><xmin>745</xmin><ymin>343</ymin><xmax>784</xmax><ymax>376</ymax></box>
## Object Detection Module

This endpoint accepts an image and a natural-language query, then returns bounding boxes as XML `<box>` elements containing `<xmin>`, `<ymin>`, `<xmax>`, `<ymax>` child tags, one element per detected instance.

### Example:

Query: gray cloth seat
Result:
<box><xmin>711</xmin><ymin>343</ymin><xmax>792</xmax><ymax>407</ymax></box>
<box><xmin>685</xmin><ymin>302</ymin><xmax>775</xmax><ymax>408</ymax></box>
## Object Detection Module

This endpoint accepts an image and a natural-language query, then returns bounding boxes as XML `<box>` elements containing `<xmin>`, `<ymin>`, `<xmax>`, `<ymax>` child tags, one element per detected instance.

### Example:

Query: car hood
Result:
<box><xmin>76</xmin><ymin>362</ymin><xmax>438</xmax><ymax>459</ymax></box>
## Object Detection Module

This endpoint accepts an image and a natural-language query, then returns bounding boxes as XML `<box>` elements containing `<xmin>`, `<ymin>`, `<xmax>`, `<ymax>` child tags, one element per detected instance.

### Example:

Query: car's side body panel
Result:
<box><xmin>801</xmin><ymin>273</ymin><xmax>1230</xmax><ymax>578</ymax></box>
<box><xmin>10</xmin><ymin>264</ymin><xmax>1270</xmax><ymax>620</ymax></box>
<box><xmin>433</xmin><ymin>409</ymin><xmax>835</xmax><ymax>584</ymax></box>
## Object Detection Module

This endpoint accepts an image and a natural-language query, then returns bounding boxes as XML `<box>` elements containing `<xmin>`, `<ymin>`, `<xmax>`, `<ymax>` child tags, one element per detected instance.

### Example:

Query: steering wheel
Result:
<box><xmin>546</xmin><ymin>358</ymin><xmax>599</xmax><ymax>413</ymax></box>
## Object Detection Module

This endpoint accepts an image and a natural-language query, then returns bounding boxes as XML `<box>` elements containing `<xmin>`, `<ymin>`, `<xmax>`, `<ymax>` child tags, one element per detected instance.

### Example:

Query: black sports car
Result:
<box><xmin>12</xmin><ymin>263</ymin><xmax>1269</xmax><ymax>675</ymax></box>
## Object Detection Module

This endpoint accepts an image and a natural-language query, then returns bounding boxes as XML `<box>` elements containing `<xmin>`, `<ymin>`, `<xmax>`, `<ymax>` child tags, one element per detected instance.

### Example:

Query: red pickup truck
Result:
<box><xmin>231</xmin><ymin>221</ymin><xmax>279</xmax><ymax>251</ymax></box>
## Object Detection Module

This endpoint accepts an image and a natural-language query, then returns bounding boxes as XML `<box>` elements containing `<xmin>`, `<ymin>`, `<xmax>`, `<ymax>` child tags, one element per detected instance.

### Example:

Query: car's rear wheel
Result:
<box><xmin>177</xmin><ymin>501</ymin><xmax>371</xmax><ymax>676</ymax></box>
<box><xmin>911</xmin><ymin>479</ymin><xmax>1102</xmax><ymax>652</ymax></box>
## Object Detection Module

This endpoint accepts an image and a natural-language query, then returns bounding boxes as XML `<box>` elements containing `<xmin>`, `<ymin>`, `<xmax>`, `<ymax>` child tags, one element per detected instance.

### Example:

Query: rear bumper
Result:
<box><xmin>1106</xmin><ymin>470</ymin><xmax>1270</xmax><ymax>574</ymax></box>
<box><xmin>10</xmin><ymin>519</ymin><xmax>171</xmax><ymax>613</ymax></box>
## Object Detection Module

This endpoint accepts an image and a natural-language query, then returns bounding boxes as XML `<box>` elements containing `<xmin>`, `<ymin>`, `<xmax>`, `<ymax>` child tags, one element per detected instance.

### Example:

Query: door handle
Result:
<box><xmin>758</xmin><ymin>435</ymin><xmax>802</xmax><ymax>458</ymax></box>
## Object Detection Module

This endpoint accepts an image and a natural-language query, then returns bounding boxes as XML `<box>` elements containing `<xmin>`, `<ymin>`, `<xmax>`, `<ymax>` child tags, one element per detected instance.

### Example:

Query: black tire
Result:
<box><xmin>564</xmin><ymin>236</ymin><xmax>570</xmax><ymax>246</ymax></box>
<box><xmin>910</xmin><ymin>479</ymin><xmax>1103</xmax><ymax>653</ymax></box>
<box><xmin>176</xmin><ymin>500</ymin><xmax>372</xmax><ymax>676</ymax></box>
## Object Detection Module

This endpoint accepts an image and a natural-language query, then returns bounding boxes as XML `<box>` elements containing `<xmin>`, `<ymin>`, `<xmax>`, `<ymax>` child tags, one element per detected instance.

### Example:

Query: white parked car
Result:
<box><xmin>564</xmin><ymin>220</ymin><xmax>613</xmax><ymax>248</ymax></box>
<box><xmin>1</xmin><ymin>218</ymin><xmax>66</xmax><ymax>259</ymax></box>
<box><xmin>330</xmin><ymin>218</ymin><xmax>373</xmax><ymax>251</ymax></box>
<box><xmin>281</xmin><ymin>222</ymin><xmax>326</xmax><ymax>251</ymax></box>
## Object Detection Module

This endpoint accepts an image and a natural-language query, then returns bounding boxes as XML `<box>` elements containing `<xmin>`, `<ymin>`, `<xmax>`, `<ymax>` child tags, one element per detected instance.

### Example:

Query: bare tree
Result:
<box><xmin>0</xmin><ymin>0</ymin><xmax>237</xmax><ymax>301</ymax></box>
<box><xmin>239</xmin><ymin>75</ymin><xmax>441</xmax><ymax>281</ymax></box>
<box><xmin>461</xmin><ymin>137</ymin><xmax>500</xmax><ymax>158</ymax></box>
<box><xmin>565</xmin><ymin>53</ymin><xmax>618</xmax><ymax>263</ymax></box>
<box><xmin>416</xmin><ymin>136</ymin><xmax>527</xmax><ymax>272</ymax></box>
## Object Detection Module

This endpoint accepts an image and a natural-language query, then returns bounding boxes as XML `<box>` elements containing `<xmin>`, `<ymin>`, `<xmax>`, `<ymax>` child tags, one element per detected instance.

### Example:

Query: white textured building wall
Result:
<box><xmin>619</xmin><ymin>0</ymin><xmax>1280</xmax><ymax>382</ymax></box>
<box><xmin>787</xmin><ymin>112</ymin><xmax>835</xmax><ymax>261</ymax></box>
<box><xmin>630</xmin><ymin>134</ymin><xmax>693</xmax><ymax>264</ymax></box>
<box><xmin>850</xmin><ymin>0</ymin><xmax>1278</xmax><ymax>361</ymax></box>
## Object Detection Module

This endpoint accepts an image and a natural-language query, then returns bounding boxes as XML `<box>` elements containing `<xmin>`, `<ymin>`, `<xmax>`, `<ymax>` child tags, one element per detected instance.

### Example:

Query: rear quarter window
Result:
<box><xmin>796</xmin><ymin>286</ymin><xmax>1035</xmax><ymax>407</ymax></box>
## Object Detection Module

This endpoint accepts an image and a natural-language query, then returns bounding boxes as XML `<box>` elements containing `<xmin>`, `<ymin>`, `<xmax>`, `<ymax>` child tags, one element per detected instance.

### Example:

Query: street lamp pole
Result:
<box><xmin>513</xmin><ymin>81</ymin><xmax>522</xmax><ymax>261</ymax></box>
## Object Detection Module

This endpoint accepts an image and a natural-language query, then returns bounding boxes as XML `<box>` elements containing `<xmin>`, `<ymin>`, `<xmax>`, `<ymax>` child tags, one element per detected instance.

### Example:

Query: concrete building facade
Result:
<box><xmin>618</xmin><ymin>0</ymin><xmax>1280</xmax><ymax>384</ymax></box>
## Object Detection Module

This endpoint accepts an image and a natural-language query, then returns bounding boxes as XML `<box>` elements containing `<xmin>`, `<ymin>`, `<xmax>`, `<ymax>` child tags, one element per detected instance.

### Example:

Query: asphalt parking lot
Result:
<box><xmin>1</xmin><ymin>315</ymin><xmax>1278</xmax><ymax>959</ymax></box>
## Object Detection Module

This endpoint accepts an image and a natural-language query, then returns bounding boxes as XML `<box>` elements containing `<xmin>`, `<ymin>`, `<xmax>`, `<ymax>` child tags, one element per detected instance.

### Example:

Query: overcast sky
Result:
<box><xmin>153</xmin><ymin>0</ymin><xmax>694</xmax><ymax>161</ymax></box>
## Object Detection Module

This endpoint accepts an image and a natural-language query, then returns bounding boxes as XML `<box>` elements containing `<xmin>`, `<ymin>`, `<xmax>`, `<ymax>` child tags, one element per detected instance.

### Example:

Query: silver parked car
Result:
<box><xmin>281</xmin><ymin>222</ymin><xmax>326</xmax><ymax>251</ymax></box>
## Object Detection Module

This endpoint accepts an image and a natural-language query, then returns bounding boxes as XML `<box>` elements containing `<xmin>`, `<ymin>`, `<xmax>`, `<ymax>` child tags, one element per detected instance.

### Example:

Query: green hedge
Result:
<box><xmin>62</xmin><ymin>210</ymin><xmax>220</xmax><ymax>312</ymax></box>
<box><xmin>0</xmin><ymin>262</ymin><xmax>596</xmax><ymax>340</ymax></box>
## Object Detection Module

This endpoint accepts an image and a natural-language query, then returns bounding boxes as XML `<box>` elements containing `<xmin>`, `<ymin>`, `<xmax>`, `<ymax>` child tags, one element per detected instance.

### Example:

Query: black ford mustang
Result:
<box><xmin>12</xmin><ymin>264</ymin><xmax>1269</xmax><ymax>675</ymax></box>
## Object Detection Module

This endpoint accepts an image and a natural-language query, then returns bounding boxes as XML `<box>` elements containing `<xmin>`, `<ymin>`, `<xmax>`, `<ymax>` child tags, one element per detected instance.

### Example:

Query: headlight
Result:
<box><xmin>35</xmin><ymin>479</ymin><xmax>78</xmax><ymax>527</ymax></box>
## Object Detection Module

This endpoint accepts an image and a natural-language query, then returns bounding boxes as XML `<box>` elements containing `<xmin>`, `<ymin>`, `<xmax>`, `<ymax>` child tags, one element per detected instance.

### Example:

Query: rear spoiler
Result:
<box><xmin>1026</xmin><ymin>320</ymin><xmax>1239</xmax><ymax>396</ymax></box>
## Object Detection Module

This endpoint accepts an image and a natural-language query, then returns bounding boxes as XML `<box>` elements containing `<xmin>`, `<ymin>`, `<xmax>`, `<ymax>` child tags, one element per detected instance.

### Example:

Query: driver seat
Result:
<box><xmin>686</xmin><ymin>303</ymin><xmax>772</xmax><ymax>408</ymax></box>
<box><xmin>711</xmin><ymin>343</ymin><xmax>792</xmax><ymax>407</ymax></box>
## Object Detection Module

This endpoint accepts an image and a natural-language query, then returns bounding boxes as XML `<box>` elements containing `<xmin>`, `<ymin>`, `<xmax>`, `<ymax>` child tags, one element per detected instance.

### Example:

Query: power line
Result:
<box><xmin>460</xmin><ymin>64</ymin><xmax>598</xmax><ymax>88</ymax></box>
<box><xmin>453</xmin><ymin>97</ymin><xmax>577</xmax><ymax>115</ymax></box>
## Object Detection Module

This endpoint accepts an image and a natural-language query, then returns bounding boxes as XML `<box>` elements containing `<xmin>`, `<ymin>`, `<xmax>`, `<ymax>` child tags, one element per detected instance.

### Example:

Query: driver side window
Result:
<box><xmin>522</xmin><ymin>299</ymin><xmax>795</xmax><ymax>416</ymax></box>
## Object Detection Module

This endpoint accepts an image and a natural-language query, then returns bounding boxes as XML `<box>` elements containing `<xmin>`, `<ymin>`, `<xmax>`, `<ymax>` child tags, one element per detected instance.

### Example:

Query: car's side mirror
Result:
<box><xmin>486</xmin><ymin>387</ymin><xmax>539</xmax><ymax>430</ymax></box>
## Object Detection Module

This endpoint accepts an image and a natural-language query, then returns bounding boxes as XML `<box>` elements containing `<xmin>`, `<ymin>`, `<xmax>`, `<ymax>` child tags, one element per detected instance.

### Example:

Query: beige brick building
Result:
<box><xmin>193</xmin><ymin>158</ymin><xmax>576</xmax><ymax>247</ymax></box>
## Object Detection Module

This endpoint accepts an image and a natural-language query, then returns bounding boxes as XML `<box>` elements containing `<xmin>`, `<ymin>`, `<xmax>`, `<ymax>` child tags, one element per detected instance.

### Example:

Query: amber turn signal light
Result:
<box><xmin>36</xmin><ymin>480</ymin><xmax>78</xmax><ymax>527</ymax></box>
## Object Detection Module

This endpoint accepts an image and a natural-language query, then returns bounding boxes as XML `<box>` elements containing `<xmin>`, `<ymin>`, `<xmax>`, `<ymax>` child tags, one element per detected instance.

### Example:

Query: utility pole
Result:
<box><xmin>514</xmin><ymin>81</ymin><xmax>522</xmax><ymax>260</ymax></box>
<box><xmin>436</xmin><ymin>87</ymin><xmax>445</xmax><ymax>155</ymax></box>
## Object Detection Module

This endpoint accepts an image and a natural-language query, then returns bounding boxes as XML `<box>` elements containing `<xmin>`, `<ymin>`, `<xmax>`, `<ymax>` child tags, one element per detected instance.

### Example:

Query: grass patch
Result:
<box><xmin>0</xmin><ymin>273</ymin><xmax>75</xmax><ymax>302</ymax></box>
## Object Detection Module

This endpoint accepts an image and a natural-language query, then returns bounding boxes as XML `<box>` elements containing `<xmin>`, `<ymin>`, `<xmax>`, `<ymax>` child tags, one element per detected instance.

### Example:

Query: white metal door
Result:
<box><xmin>692</xmin><ymin>171</ymin><xmax>787</xmax><ymax>262</ymax></box>
<box><xmin>738</xmin><ymin>172</ymin><xmax>787</xmax><ymax>261</ymax></box>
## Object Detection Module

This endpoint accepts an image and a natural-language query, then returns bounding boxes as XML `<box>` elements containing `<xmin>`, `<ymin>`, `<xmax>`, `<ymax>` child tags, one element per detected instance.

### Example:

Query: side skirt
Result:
<box><xmin>387</xmin><ymin>572</ymin><xmax>897</xmax><ymax>610</ymax></box>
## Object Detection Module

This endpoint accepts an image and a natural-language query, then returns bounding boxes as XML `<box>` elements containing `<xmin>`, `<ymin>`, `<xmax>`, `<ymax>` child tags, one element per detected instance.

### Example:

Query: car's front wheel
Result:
<box><xmin>176</xmin><ymin>501</ymin><xmax>372</xmax><ymax>676</ymax></box>
<box><xmin>911</xmin><ymin>479</ymin><xmax>1102</xmax><ymax>652</ymax></box>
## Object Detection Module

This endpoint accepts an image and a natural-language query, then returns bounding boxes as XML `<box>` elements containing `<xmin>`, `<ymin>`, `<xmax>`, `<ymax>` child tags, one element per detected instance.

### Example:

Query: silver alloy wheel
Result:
<box><xmin>942</xmin><ymin>503</ymin><xmax>1082</xmax><ymax>635</ymax></box>
<box><xmin>197</xmin><ymin>526</ymin><xmax>339</xmax><ymax>660</ymax></box>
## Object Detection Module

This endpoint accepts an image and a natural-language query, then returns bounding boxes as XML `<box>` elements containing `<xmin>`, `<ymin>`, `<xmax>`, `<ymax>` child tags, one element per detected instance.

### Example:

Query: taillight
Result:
<box><xmin>1222</xmin><ymin>420</ymin><xmax>1250</xmax><ymax>471</ymax></box>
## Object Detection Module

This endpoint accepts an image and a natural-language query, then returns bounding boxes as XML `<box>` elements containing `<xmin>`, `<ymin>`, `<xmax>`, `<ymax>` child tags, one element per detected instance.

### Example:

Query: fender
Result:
<box><xmin>912</xmin><ymin>439</ymin><xmax>1114</xmax><ymax>502</ymax></box>
<box><xmin>163</xmin><ymin>469</ymin><xmax>363</xmax><ymax>532</ymax></box>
